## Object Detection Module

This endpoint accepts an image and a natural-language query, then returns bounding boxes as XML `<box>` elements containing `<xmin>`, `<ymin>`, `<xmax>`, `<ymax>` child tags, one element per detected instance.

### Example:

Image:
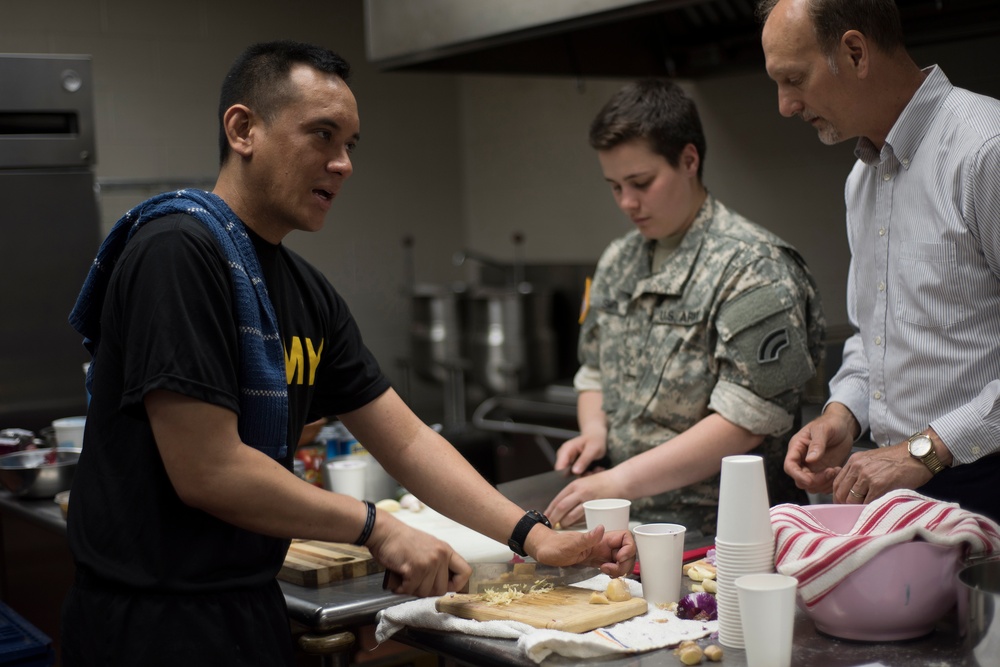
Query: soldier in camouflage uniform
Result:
<box><xmin>545</xmin><ymin>80</ymin><xmax>825</xmax><ymax>536</ymax></box>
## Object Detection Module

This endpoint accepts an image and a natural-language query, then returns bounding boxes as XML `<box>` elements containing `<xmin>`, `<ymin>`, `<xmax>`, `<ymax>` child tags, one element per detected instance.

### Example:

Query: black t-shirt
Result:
<box><xmin>67</xmin><ymin>213</ymin><xmax>391</xmax><ymax>591</ymax></box>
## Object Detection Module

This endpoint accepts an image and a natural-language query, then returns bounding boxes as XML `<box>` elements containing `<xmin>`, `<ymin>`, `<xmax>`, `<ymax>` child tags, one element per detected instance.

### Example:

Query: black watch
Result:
<box><xmin>507</xmin><ymin>510</ymin><xmax>551</xmax><ymax>557</ymax></box>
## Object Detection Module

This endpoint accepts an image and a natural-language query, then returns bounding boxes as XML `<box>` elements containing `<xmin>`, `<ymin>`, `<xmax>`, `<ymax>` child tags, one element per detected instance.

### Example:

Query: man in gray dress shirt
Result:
<box><xmin>757</xmin><ymin>0</ymin><xmax>1000</xmax><ymax>521</ymax></box>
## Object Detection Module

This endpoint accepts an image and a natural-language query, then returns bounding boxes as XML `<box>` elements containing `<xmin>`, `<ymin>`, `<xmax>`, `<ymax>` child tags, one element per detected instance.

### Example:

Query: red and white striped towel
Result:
<box><xmin>770</xmin><ymin>489</ymin><xmax>1000</xmax><ymax>608</ymax></box>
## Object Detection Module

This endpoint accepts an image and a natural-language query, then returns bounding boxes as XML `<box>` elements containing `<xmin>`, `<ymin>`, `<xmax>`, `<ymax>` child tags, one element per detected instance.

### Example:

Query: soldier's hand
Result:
<box><xmin>544</xmin><ymin>469</ymin><xmax>622</xmax><ymax>529</ymax></box>
<box><xmin>554</xmin><ymin>431</ymin><xmax>607</xmax><ymax>476</ymax></box>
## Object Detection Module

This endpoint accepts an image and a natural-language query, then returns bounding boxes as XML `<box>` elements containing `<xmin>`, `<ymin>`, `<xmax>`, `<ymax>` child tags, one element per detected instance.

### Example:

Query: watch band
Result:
<box><xmin>507</xmin><ymin>509</ymin><xmax>551</xmax><ymax>557</ymax></box>
<box><xmin>908</xmin><ymin>432</ymin><xmax>946</xmax><ymax>475</ymax></box>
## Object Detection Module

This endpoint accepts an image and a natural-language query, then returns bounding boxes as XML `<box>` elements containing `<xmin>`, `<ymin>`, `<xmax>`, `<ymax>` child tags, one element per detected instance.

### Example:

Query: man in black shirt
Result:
<box><xmin>61</xmin><ymin>41</ymin><xmax>635</xmax><ymax>666</ymax></box>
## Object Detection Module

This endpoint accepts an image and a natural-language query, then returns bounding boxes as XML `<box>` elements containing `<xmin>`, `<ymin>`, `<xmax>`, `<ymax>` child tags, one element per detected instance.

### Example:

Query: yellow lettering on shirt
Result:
<box><xmin>306</xmin><ymin>338</ymin><xmax>323</xmax><ymax>386</ymax></box>
<box><xmin>285</xmin><ymin>336</ymin><xmax>324</xmax><ymax>386</ymax></box>
<box><xmin>285</xmin><ymin>337</ymin><xmax>304</xmax><ymax>385</ymax></box>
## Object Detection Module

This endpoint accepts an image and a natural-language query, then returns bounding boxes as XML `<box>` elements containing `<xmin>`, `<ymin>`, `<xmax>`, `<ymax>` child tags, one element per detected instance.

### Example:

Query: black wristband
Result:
<box><xmin>507</xmin><ymin>509</ymin><xmax>551</xmax><ymax>557</ymax></box>
<box><xmin>354</xmin><ymin>500</ymin><xmax>376</xmax><ymax>546</ymax></box>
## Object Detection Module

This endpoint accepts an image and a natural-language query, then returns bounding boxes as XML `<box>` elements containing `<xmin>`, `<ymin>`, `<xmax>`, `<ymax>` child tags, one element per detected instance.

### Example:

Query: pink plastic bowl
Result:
<box><xmin>794</xmin><ymin>504</ymin><xmax>964</xmax><ymax>641</ymax></box>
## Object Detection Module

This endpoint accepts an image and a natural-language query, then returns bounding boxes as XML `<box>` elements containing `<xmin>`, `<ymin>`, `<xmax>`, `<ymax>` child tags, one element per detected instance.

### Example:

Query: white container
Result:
<box><xmin>736</xmin><ymin>573</ymin><xmax>798</xmax><ymax>667</ymax></box>
<box><xmin>52</xmin><ymin>416</ymin><xmax>86</xmax><ymax>448</ymax></box>
<box><xmin>325</xmin><ymin>459</ymin><xmax>368</xmax><ymax>500</ymax></box>
<box><xmin>633</xmin><ymin>522</ymin><xmax>686</xmax><ymax>605</ymax></box>
<box><xmin>583</xmin><ymin>498</ymin><xmax>631</xmax><ymax>532</ymax></box>
<box><xmin>324</xmin><ymin>451</ymin><xmax>399</xmax><ymax>501</ymax></box>
<box><xmin>716</xmin><ymin>455</ymin><xmax>773</xmax><ymax>544</ymax></box>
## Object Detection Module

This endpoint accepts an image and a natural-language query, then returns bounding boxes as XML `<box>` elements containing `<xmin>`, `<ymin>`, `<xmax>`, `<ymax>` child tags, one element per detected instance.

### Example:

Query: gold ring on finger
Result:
<box><xmin>849</xmin><ymin>488</ymin><xmax>864</xmax><ymax>500</ymax></box>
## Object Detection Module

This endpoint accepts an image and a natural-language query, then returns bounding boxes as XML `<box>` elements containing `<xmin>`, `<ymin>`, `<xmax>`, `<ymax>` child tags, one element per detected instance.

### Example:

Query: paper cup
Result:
<box><xmin>716</xmin><ymin>455</ymin><xmax>773</xmax><ymax>544</ymax></box>
<box><xmin>325</xmin><ymin>459</ymin><xmax>368</xmax><ymax>500</ymax></box>
<box><xmin>583</xmin><ymin>498</ymin><xmax>631</xmax><ymax>532</ymax></box>
<box><xmin>52</xmin><ymin>416</ymin><xmax>86</xmax><ymax>448</ymax></box>
<box><xmin>736</xmin><ymin>573</ymin><xmax>798</xmax><ymax>667</ymax></box>
<box><xmin>633</xmin><ymin>523</ymin><xmax>686</xmax><ymax>605</ymax></box>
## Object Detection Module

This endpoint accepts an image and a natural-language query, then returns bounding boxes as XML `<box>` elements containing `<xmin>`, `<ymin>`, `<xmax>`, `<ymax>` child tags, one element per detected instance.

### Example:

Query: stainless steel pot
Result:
<box><xmin>464</xmin><ymin>284</ymin><xmax>557</xmax><ymax>395</ymax></box>
<box><xmin>958</xmin><ymin>558</ymin><xmax>1000</xmax><ymax>664</ymax></box>
<box><xmin>408</xmin><ymin>283</ymin><xmax>466</xmax><ymax>383</ymax></box>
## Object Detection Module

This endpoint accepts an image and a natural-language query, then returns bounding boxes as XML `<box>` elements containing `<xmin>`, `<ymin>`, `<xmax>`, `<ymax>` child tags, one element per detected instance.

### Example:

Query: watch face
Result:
<box><xmin>909</xmin><ymin>435</ymin><xmax>932</xmax><ymax>457</ymax></box>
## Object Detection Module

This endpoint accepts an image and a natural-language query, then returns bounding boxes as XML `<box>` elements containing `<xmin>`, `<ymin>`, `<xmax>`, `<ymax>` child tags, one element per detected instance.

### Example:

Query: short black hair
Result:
<box><xmin>756</xmin><ymin>0</ymin><xmax>905</xmax><ymax>58</ymax></box>
<box><xmin>589</xmin><ymin>79</ymin><xmax>706</xmax><ymax>181</ymax></box>
<box><xmin>217</xmin><ymin>40</ymin><xmax>351</xmax><ymax>165</ymax></box>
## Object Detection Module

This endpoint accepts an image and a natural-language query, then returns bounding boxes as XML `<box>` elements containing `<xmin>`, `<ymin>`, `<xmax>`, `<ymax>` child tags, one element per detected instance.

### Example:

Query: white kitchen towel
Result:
<box><xmin>771</xmin><ymin>489</ymin><xmax>1000</xmax><ymax>608</ymax></box>
<box><xmin>375</xmin><ymin>575</ymin><xmax>717</xmax><ymax>664</ymax></box>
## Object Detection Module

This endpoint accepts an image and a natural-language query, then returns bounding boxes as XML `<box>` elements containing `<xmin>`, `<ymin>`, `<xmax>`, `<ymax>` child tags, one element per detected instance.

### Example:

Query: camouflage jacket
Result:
<box><xmin>579</xmin><ymin>196</ymin><xmax>825</xmax><ymax>534</ymax></box>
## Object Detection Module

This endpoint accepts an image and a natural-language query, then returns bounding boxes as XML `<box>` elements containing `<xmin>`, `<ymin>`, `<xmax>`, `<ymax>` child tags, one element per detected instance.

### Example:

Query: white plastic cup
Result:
<box><xmin>583</xmin><ymin>498</ymin><xmax>631</xmax><ymax>532</ymax></box>
<box><xmin>325</xmin><ymin>459</ymin><xmax>368</xmax><ymax>500</ymax></box>
<box><xmin>633</xmin><ymin>522</ymin><xmax>686</xmax><ymax>605</ymax></box>
<box><xmin>735</xmin><ymin>573</ymin><xmax>798</xmax><ymax>667</ymax></box>
<box><xmin>52</xmin><ymin>416</ymin><xmax>86</xmax><ymax>448</ymax></box>
<box><xmin>716</xmin><ymin>455</ymin><xmax>773</xmax><ymax>544</ymax></box>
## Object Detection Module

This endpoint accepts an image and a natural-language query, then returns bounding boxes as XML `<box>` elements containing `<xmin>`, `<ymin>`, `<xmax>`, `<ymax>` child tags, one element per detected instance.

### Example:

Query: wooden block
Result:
<box><xmin>435</xmin><ymin>585</ymin><xmax>647</xmax><ymax>633</ymax></box>
<box><xmin>279</xmin><ymin>540</ymin><xmax>384</xmax><ymax>587</ymax></box>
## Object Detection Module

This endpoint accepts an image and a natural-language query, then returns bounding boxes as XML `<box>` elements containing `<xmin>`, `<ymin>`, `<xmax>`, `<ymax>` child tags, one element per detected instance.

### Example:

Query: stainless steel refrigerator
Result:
<box><xmin>0</xmin><ymin>54</ymin><xmax>101</xmax><ymax>430</ymax></box>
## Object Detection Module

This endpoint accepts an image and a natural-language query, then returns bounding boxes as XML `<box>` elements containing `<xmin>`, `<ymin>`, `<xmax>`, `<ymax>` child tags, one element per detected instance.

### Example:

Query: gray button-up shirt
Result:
<box><xmin>831</xmin><ymin>66</ymin><xmax>1000</xmax><ymax>464</ymax></box>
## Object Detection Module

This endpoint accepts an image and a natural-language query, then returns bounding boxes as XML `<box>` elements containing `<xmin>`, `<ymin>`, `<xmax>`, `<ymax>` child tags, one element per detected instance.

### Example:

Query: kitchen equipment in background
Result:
<box><xmin>403</xmin><ymin>234</ymin><xmax>559</xmax><ymax>406</ymax></box>
<box><xmin>958</xmin><ymin>558</ymin><xmax>1000</xmax><ymax>665</ymax></box>
<box><xmin>408</xmin><ymin>282</ymin><xmax>466</xmax><ymax>385</ymax></box>
<box><xmin>464</xmin><ymin>283</ymin><xmax>557</xmax><ymax>396</ymax></box>
<box><xmin>0</xmin><ymin>54</ymin><xmax>100</xmax><ymax>431</ymax></box>
<box><xmin>0</xmin><ymin>429</ymin><xmax>43</xmax><ymax>455</ymax></box>
<box><xmin>455</xmin><ymin>234</ymin><xmax>557</xmax><ymax>396</ymax></box>
<box><xmin>401</xmin><ymin>234</ymin><xmax>592</xmax><ymax>485</ymax></box>
<box><xmin>0</xmin><ymin>447</ymin><xmax>80</xmax><ymax>498</ymax></box>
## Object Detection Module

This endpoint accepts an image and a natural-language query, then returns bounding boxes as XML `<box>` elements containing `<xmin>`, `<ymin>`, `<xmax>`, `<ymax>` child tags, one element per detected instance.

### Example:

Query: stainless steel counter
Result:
<box><xmin>0</xmin><ymin>477</ymin><xmax>980</xmax><ymax>667</ymax></box>
<box><xmin>394</xmin><ymin>609</ymin><xmax>974</xmax><ymax>667</ymax></box>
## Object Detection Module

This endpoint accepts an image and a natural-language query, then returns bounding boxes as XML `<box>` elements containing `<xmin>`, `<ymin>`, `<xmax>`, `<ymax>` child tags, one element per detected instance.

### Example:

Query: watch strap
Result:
<box><xmin>507</xmin><ymin>510</ymin><xmax>551</xmax><ymax>557</ymax></box>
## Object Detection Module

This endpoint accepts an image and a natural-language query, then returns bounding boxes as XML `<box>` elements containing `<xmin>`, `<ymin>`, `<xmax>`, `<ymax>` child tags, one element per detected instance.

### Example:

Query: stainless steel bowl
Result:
<box><xmin>959</xmin><ymin>558</ymin><xmax>1000</xmax><ymax>666</ymax></box>
<box><xmin>0</xmin><ymin>447</ymin><xmax>81</xmax><ymax>498</ymax></box>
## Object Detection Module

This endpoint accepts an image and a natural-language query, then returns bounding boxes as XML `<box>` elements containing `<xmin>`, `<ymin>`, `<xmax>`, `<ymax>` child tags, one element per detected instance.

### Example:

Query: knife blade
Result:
<box><xmin>461</xmin><ymin>560</ymin><xmax>601</xmax><ymax>594</ymax></box>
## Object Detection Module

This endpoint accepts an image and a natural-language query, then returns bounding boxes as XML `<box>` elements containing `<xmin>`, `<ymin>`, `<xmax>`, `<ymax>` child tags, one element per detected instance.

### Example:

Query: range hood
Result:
<box><xmin>364</xmin><ymin>0</ymin><xmax>1000</xmax><ymax>79</ymax></box>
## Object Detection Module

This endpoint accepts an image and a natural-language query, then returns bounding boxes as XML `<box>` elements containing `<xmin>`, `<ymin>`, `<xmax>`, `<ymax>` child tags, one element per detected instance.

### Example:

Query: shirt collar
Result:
<box><xmin>634</xmin><ymin>195</ymin><xmax>715</xmax><ymax>297</ymax></box>
<box><xmin>854</xmin><ymin>65</ymin><xmax>952</xmax><ymax>168</ymax></box>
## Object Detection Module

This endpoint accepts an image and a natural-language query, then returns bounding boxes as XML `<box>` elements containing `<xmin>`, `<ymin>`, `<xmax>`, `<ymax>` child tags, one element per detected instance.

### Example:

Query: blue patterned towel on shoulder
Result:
<box><xmin>69</xmin><ymin>189</ymin><xmax>289</xmax><ymax>458</ymax></box>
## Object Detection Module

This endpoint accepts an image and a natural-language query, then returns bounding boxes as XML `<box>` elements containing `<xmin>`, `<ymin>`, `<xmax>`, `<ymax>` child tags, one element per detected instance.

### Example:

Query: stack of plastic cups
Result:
<box><xmin>714</xmin><ymin>454</ymin><xmax>777</xmax><ymax>649</ymax></box>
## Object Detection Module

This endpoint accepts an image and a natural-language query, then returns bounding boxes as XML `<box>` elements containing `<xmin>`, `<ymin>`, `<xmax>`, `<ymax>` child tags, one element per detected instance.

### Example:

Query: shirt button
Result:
<box><xmin>874</xmin><ymin>336</ymin><xmax>882</xmax><ymax>345</ymax></box>
<box><xmin>883</xmin><ymin>173</ymin><xmax>892</xmax><ymax>181</ymax></box>
<box><xmin>879</xmin><ymin>228</ymin><xmax>886</xmax><ymax>236</ymax></box>
<box><xmin>873</xmin><ymin>391</ymin><xmax>882</xmax><ymax>400</ymax></box>
<box><xmin>901</xmin><ymin>158</ymin><xmax>910</xmax><ymax>166</ymax></box>
<box><xmin>972</xmin><ymin>445</ymin><xmax>982</xmax><ymax>456</ymax></box>
<box><xmin>878</xmin><ymin>282</ymin><xmax>886</xmax><ymax>292</ymax></box>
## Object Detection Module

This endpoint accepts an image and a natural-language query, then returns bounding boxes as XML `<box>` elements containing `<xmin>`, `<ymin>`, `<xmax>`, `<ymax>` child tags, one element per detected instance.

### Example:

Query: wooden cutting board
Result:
<box><xmin>436</xmin><ymin>586</ymin><xmax>648</xmax><ymax>633</ymax></box>
<box><xmin>279</xmin><ymin>540</ymin><xmax>384</xmax><ymax>587</ymax></box>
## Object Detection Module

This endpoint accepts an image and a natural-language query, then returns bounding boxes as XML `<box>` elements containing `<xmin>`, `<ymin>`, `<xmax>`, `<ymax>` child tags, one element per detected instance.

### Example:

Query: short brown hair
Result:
<box><xmin>589</xmin><ymin>79</ymin><xmax>706</xmax><ymax>181</ymax></box>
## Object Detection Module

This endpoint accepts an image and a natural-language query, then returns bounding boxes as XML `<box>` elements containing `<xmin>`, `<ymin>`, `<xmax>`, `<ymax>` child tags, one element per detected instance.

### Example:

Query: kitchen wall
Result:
<box><xmin>5</xmin><ymin>0</ymin><xmax>1000</xmax><ymax>421</ymax></box>
<box><xmin>2</xmin><ymin>0</ymin><xmax>466</xmax><ymax>417</ymax></box>
<box><xmin>459</xmin><ymin>33</ymin><xmax>1000</xmax><ymax>334</ymax></box>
